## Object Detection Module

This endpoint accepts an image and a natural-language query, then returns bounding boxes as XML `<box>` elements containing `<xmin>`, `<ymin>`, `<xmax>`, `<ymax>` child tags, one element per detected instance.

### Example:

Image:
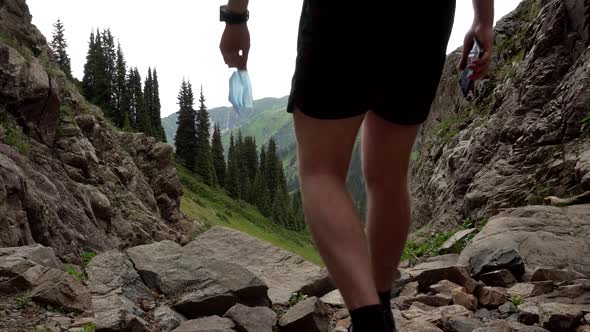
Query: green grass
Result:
<box><xmin>66</xmin><ymin>266</ymin><xmax>86</xmax><ymax>281</ymax></box>
<box><xmin>0</xmin><ymin>31</ymin><xmax>34</xmax><ymax>60</ymax></box>
<box><xmin>402</xmin><ymin>218</ymin><xmax>487</xmax><ymax>262</ymax></box>
<box><xmin>178</xmin><ymin>166</ymin><xmax>322</xmax><ymax>265</ymax></box>
<box><xmin>81</xmin><ymin>252</ymin><xmax>96</xmax><ymax>267</ymax></box>
<box><xmin>510</xmin><ymin>294</ymin><xmax>524</xmax><ymax>306</ymax></box>
<box><xmin>3</xmin><ymin>127</ymin><xmax>31</xmax><ymax>156</ymax></box>
<box><xmin>15</xmin><ymin>296</ymin><xmax>32</xmax><ymax>309</ymax></box>
<box><xmin>80</xmin><ymin>322</ymin><xmax>96</xmax><ymax>332</ymax></box>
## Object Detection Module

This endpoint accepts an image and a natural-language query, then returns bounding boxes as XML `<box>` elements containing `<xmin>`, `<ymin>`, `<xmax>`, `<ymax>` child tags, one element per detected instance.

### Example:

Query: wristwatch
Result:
<box><xmin>220</xmin><ymin>5</ymin><xmax>249</xmax><ymax>24</ymax></box>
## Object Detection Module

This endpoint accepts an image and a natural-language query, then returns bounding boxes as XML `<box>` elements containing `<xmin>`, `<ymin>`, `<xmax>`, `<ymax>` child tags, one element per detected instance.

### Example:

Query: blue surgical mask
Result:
<box><xmin>228</xmin><ymin>70</ymin><xmax>253</xmax><ymax>115</ymax></box>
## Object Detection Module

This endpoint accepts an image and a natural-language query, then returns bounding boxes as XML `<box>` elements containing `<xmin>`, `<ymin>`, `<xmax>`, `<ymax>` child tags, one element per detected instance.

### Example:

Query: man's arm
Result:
<box><xmin>220</xmin><ymin>0</ymin><xmax>251</xmax><ymax>69</ymax></box>
<box><xmin>460</xmin><ymin>0</ymin><xmax>494</xmax><ymax>80</ymax></box>
<box><xmin>227</xmin><ymin>0</ymin><xmax>249</xmax><ymax>14</ymax></box>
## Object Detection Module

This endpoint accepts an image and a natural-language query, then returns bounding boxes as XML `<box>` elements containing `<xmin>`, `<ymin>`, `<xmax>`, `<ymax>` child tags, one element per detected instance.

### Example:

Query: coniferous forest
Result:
<box><xmin>80</xmin><ymin>28</ymin><xmax>166</xmax><ymax>141</ymax></box>
<box><xmin>174</xmin><ymin>81</ymin><xmax>306</xmax><ymax>232</ymax></box>
<box><xmin>52</xmin><ymin>20</ymin><xmax>308</xmax><ymax>234</ymax></box>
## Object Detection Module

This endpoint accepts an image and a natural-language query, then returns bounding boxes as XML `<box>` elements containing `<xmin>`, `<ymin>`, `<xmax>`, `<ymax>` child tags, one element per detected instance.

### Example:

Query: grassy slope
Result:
<box><xmin>177</xmin><ymin>166</ymin><xmax>323</xmax><ymax>265</ymax></box>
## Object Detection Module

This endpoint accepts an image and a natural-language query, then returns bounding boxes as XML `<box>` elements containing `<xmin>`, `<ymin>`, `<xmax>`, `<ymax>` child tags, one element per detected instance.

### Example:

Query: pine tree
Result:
<box><xmin>50</xmin><ymin>19</ymin><xmax>72</xmax><ymax>78</ymax></box>
<box><xmin>225</xmin><ymin>134</ymin><xmax>241</xmax><ymax>198</ymax></box>
<box><xmin>114</xmin><ymin>43</ymin><xmax>128</xmax><ymax>128</ymax></box>
<box><xmin>144</xmin><ymin>68</ymin><xmax>154</xmax><ymax>135</ymax></box>
<box><xmin>194</xmin><ymin>87</ymin><xmax>214</xmax><ymax>185</ymax></box>
<box><xmin>211</xmin><ymin>124</ymin><xmax>226</xmax><ymax>187</ymax></box>
<box><xmin>127</xmin><ymin>68</ymin><xmax>148</xmax><ymax>132</ymax></box>
<box><xmin>82</xmin><ymin>31</ymin><xmax>97</xmax><ymax>101</ymax></box>
<box><xmin>151</xmin><ymin>69</ymin><xmax>166</xmax><ymax>142</ymax></box>
<box><xmin>292</xmin><ymin>191</ymin><xmax>306</xmax><ymax>231</ymax></box>
<box><xmin>102</xmin><ymin>29</ymin><xmax>117</xmax><ymax>119</ymax></box>
<box><xmin>82</xmin><ymin>29</ymin><xmax>109</xmax><ymax>112</ymax></box>
<box><xmin>174</xmin><ymin>80</ymin><xmax>197</xmax><ymax>169</ymax></box>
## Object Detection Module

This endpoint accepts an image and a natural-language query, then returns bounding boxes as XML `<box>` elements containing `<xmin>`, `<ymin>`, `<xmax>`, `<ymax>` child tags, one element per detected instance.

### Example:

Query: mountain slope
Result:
<box><xmin>177</xmin><ymin>165</ymin><xmax>322</xmax><ymax>265</ymax></box>
<box><xmin>410</xmin><ymin>0</ymin><xmax>590</xmax><ymax>232</ymax></box>
<box><xmin>162</xmin><ymin>96</ymin><xmax>290</xmax><ymax>144</ymax></box>
<box><xmin>0</xmin><ymin>0</ymin><xmax>193</xmax><ymax>264</ymax></box>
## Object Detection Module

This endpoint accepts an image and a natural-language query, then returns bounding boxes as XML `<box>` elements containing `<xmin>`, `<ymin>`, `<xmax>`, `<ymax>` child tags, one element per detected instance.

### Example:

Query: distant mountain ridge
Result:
<box><xmin>161</xmin><ymin>96</ymin><xmax>290</xmax><ymax>145</ymax></box>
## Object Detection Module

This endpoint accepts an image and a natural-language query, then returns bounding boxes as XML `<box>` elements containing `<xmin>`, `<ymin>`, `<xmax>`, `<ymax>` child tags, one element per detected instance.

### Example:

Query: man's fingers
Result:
<box><xmin>459</xmin><ymin>37</ymin><xmax>474</xmax><ymax>70</ymax></box>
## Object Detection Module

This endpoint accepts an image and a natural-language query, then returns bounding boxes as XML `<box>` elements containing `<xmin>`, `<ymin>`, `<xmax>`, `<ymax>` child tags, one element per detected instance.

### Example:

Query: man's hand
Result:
<box><xmin>220</xmin><ymin>23</ymin><xmax>250</xmax><ymax>70</ymax></box>
<box><xmin>459</xmin><ymin>22</ymin><xmax>494</xmax><ymax>81</ymax></box>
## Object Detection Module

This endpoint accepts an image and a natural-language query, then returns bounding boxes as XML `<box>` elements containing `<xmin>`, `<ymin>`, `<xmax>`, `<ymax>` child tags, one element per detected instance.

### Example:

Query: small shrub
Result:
<box><xmin>81</xmin><ymin>252</ymin><xmax>96</xmax><ymax>267</ymax></box>
<box><xmin>67</xmin><ymin>266</ymin><xmax>86</xmax><ymax>281</ymax></box>
<box><xmin>287</xmin><ymin>292</ymin><xmax>307</xmax><ymax>307</ymax></box>
<box><xmin>582</xmin><ymin>111</ymin><xmax>590</xmax><ymax>134</ymax></box>
<box><xmin>80</xmin><ymin>322</ymin><xmax>96</xmax><ymax>332</ymax></box>
<box><xmin>0</xmin><ymin>31</ymin><xmax>34</xmax><ymax>60</ymax></box>
<box><xmin>510</xmin><ymin>294</ymin><xmax>524</xmax><ymax>306</ymax></box>
<box><xmin>3</xmin><ymin>127</ymin><xmax>31</xmax><ymax>156</ymax></box>
<box><xmin>15</xmin><ymin>296</ymin><xmax>32</xmax><ymax>309</ymax></box>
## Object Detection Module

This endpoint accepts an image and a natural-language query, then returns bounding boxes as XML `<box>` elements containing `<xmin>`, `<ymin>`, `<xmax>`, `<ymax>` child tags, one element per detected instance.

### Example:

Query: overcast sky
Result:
<box><xmin>27</xmin><ymin>1</ymin><xmax>522</xmax><ymax>117</ymax></box>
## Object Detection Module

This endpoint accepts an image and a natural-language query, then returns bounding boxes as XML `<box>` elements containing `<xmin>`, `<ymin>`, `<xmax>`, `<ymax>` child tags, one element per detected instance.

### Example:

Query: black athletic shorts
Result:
<box><xmin>287</xmin><ymin>1</ymin><xmax>456</xmax><ymax>125</ymax></box>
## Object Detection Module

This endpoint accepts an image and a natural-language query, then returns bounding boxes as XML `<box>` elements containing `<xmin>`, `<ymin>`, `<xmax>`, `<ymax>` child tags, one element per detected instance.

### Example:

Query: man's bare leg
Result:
<box><xmin>362</xmin><ymin>112</ymin><xmax>420</xmax><ymax>292</ymax></box>
<box><xmin>293</xmin><ymin>110</ymin><xmax>379</xmax><ymax>310</ymax></box>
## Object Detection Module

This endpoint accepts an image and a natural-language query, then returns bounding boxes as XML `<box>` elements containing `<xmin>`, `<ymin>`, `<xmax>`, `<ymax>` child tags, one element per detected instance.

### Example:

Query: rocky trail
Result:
<box><xmin>1</xmin><ymin>204</ymin><xmax>589</xmax><ymax>331</ymax></box>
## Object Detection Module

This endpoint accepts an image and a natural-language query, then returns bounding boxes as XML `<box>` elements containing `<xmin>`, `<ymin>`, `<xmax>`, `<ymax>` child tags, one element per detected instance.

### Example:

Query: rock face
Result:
<box><xmin>278</xmin><ymin>297</ymin><xmax>331</xmax><ymax>332</ymax></box>
<box><xmin>185</xmin><ymin>227</ymin><xmax>333</xmax><ymax>303</ymax></box>
<box><xmin>459</xmin><ymin>205</ymin><xmax>590</xmax><ymax>278</ymax></box>
<box><xmin>0</xmin><ymin>0</ymin><xmax>193</xmax><ymax>264</ymax></box>
<box><xmin>410</xmin><ymin>0</ymin><xmax>590</xmax><ymax>233</ymax></box>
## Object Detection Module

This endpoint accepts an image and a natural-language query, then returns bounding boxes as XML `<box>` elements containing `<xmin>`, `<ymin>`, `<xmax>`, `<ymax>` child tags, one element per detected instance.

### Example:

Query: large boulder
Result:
<box><xmin>278</xmin><ymin>297</ymin><xmax>331</xmax><ymax>332</ymax></box>
<box><xmin>0</xmin><ymin>245</ymin><xmax>62</xmax><ymax>292</ymax></box>
<box><xmin>172</xmin><ymin>316</ymin><xmax>236</xmax><ymax>332</ymax></box>
<box><xmin>126</xmin><ymin>240</ymin><xmax>269</xmax><ymax>319</ymax></box>
<box><xmin>459</xmin><ymin>205</ymin><xmax>590</xmax><ymax>279</ymax></box>
<box><xmin>86</xmin><ymin>251</ymin><xmax>156</xmax><ymax>331</ymax></box>
<box><xmin>30</xmin><ymin>268</ymin><xmax>91</xmax><ymax>313</ymax></box>
<box><xmin>223</xmin><ymin>303</ymin><xmax>277</xmax><ymax>332</ymax></box>
<box><xmin>185</xmin><ymin>227</ymin><xmax>333</xmax><ymax>303</ymax></box>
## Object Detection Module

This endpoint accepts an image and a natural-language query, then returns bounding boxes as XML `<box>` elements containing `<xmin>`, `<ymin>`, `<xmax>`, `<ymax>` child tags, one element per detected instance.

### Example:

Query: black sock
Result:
<box><xmin>350</xmin><ymin>304</ymin><xmax>388</xmax><ymax>332</ymax></box>
<box><xmin>378</xmin><ymin>290</ymin><xmax>392</xmax><ymax>309</ymax></box>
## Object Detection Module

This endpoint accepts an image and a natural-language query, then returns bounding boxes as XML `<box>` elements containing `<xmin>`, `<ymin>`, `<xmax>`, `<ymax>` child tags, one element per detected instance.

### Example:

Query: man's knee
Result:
<box><xmin>363</xmin><ymin>167</ymin><xmax>408</xmax><ymax>193</ymax></box>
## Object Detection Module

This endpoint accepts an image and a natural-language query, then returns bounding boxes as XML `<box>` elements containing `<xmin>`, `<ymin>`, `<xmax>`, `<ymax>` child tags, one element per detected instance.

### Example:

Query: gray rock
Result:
<box><xmin>30</xmin><ymin>268</ymin><xmax>91</xmax><ymax>312</ymax></box>
<box><xmin>278</xmin><ymin>297</ymin><xmax>331</xmax><ymax>332</ymax></box>
<box><xmin>320</xmin><ymin>289</ymin><xmax>345</xmax><ymax>307</ymax></box>
<box><xmin>459</xmin><ymin>205</ymin><xmax>590</xmax><ymax>279</ymax></box>
<box><xmin>91</xmin><ymin>292</ymin><xmax>151</xmax><ymax>332</ymax></box>
<box><xmin>474</xmin><ymin>320</ymin><xmax>512</xmax><ymax>332</ymax></box>
<box><xmin>414</xmin><ymin>264</ymin><xmax>473</xmax><ymax>293</ymax></box>
<box><xmin>518</xmin><ymin>303</ymin><xmax>540</xmax><ymax>325</ymax></box>
<box><xmin>465</xmin><ymin>248</ymin><xmax>526</xmax><ymax>280</ymax></box>
<box><xmin>430</xmin><ymin>280</ymin><xmax>461</xmax><ymax>295</ymax></box>
<box><xmin>531</xmin><ymin>268</ymin><xmax>585</xmax><ymax>282</ymax></box>
<box><xmin>499</xmin><ymin>302</ymin><xmax>518</xmax><ymax>315</ymax></box>
<box><xmin>127</xmin><ymin>240</ymin><xmax>269</xmax><ymax>319</ymax></box>
<box><xmin>86</xmin><ymin>251</ymin><xmax>156</xmax><ymax>332</ymax></box>
<box><xmin>400</xmin><ymin>321</ymin><xmax>443</xmax><ymax>332</ymax></box>
<box><xmin>400</xmin><ymin>281</ymin><xmax>419</xmax><ymax>297</ymax></box>
<box><xmin>86</xmin><ymin>250</ymin><xmax>155</xmax><ymax>304</ymax></box>
<box><xmin>172</xmin><ymin>316</ymin><xmax>236</xmax><ymax>332</ymax></box>
<box><xmin>223</xmin><ymin>303</ymin><xmax>277</xmax><ymax>332</ymax></box>
<box><xmin>508</xmin><ymin>282</ymin><xmax>555</xmax><ymax>299</ymax></box>
<box><xmin>452</xmin><ymin>288</ymin><xmax>479</xmax><ymax>311</ymax></box>
<box><xmin>185</xmin><ymin>227</ymin><xmax>333</xmax><ymax>304</ymax></box>
<box><xmin>443</xmin><ymin>315</ymin><xmax>483</xmax><ymax>332</ymax></box>
<box><xmin>507</xmin><ymin>320</ymin><xmax>550</xmax><ymax>331</ymax></box>
<box><xmin>538</xmin><ymin>302</ymin><xmax>589</xmax><ymax>331</ymax></box>
<box><xmin>479</xmin><ymin>287</ymin><xmax>509</xmax><ymax>308</ymax></box>
<box><xmin>406</xmin><ymin>254</ymin><xmax>460</xmax><ymax>278</ymax></box>
<box><xmin>401</xmin><ymin>305</ymin><xmax>471</xmax><ymax>326</ymax></box>
<box><xmin>480</xmin><ymin>270</ymin><xmax>518</xmax><ymax>288</ymax></box>
<box><xmin>413</xmin><ymin>293</ymin><xmax>452</xmax><ymax>307</ymax></box>
<box><xmin>154</xmin><ymin>306</ymin><xmax>186</xmax><ymax>332</ymax></box>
